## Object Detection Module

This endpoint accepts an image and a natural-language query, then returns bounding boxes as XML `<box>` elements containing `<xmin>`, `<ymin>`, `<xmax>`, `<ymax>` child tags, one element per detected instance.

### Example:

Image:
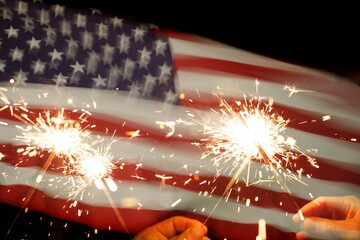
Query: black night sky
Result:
<box><xmin>1</xmin><ymin>1</ymin><xmax>359</xmax><ymax>240</ymax></box>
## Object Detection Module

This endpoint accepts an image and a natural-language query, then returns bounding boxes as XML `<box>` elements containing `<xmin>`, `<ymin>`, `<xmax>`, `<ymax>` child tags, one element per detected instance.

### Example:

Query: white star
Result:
<box><xmin>117</xmin><ymin>33</ymin><xmax>131</xmax><ymax>54</ymax></box>
<box><xmin>102</xmin><ymin>43</ymin><xmax>115</xmax><ymax>65</ymax></box>
<box><xmin>52</xmin><ymin>4</ymin><xmax>65</xmax><ymax>17</ymax></box>
<box><xmin>129</xmin><ymin>82</ymin><xmax>143</xmax><ymax>98</ymax></box>
<box><xmin>27</xmin><ymin>37</ymin><xmax>41</xmax><ymax>51</ymax></box>
<box><xmin>1</xmin><ymin>7</ymin><xmax>13</xmax><ymax>20</ymax></box>
<box><xmin>123</xmin><ymin>58</ymin><xmax>136</xmax><ymax>81</ymax></box>
<box><xmin>14</xmin><ymin>69</ymin><xmax>28</xmax><ymax>86</ymax></box>
<box><xmin>97</xmin><ymin>22</ymin><xmax>109</xmax><ymax>40</ymax></box>
<box><xmin>10</xmin><ymin>47</ymin><xmax>24</xmax><ymax>62</ymax></box>
<box><xmin>107</xmin><ymin>65</ymin><xmax>122</xmax><ymax>89</ymax></box>
<box><xmin>132</xmin><ymin>27</ymin><xmax>146</xmax><ymax>42</ymax></box>
<box><xmin>65</xmin><ymin>38</ymin><xmax>79</xmax><ymax>60</ymax></box>
<box><xmin>154</xmin><ymin>39</ymin><xmax>167</xmax><ymax>56</ymax></box>
<box><xmin>5</xmin><ymin>26</ymin><xmax>19</xmax><ymax>38</ymax></box>
<box><xmin>49</xmin><ymin>61</ymin><xmax>60</xmax><ymax>70</ymax></box>
<box><xmin>38</xmin><ymin>8</ymin><xmax>50</xmax><ymax>25</ymax></box>
<box><xmin>48</xmin><ymin>48</ymin><xmax>63</xmax><ymax>62</ymax></box>
<box><xmin>159</xmin><ymin>63</ymin><xmax>172</xmax><ymax>76</ymax></box>
<box><xmin>138</xmin><ymin>47</ymin><xmax>152</xmax><ymax>69</ymax></box>
<box><xmin>164</xmin><ymin>89</ymin><xmax>178</xmax><ymax>104</ymax></box>
<box><xmin>147</xmin><ymin>23</ymin><xmax>159</xmax><ymax>29</ymax></box>
<box><xmin>60</xmin><ymin>19</ymin><xmax>72</xmax><ymax>37</ymax></box>
<box><xmin>31</xmin><ymin>59</ymin><xmax>46</xmax><ymax>75</ymax></box>
<box><xmin>0</xmin><ymin>59</ymin><xmax>6</xmax><ymax>72</ymax></box>
<box><xmin>158</xmin><ymin>63</ymin><xmax>172</xmax><ymax>84</ymax></box>
<box><xmin>70</xmin><ymin>61</ymin><xmax>85</xmax><ymax>74</ymax></box>
<box><xmin>92</xmin><ymin>74</ymin><xmax>107</xmax><ymax>88</ymax></box>
<box><xmin>142</xmin><ymin>73</ymin><xmax>157</xmax><ymax>98</ymax></box>
<box><xmin>75</xmin><ymin>13</ymin><xmax>87</xmax><ymax>28</ymax></box>
<box><xmin>52</xmin><ymin>73</ymin><xmax>68</xmax><ymax>86</ymax></box>
<box><xmin>16</xmin><ymin>1</ymin><xmax>28</xmax><ymax>15</ymax></box>
<box><xmin>90</xmin><ymin>8</ymin><xmax>102</xmax><ymax>15</ymax></box>
<box><xmin>80</xmin><ymin>31</ymin><xmax>94</xmax><ymax>50</ymax></box>
<box><xmin>43</xmin><ymin>26</ymin><xmax>57</xmax><ymax>46</ymax></box>
<box><xmin>22</xmin><ymin>15</ymin><xmax>35</xmax><ymax>32</ymax></box>
<box><xmin>112</xmin><ymin>17</ymin><xmax>123</xmax><ymax>29</ymax></box>
<box><xmin>86</xmin><ymin>51</ymin><xmax>100</xmax><ymax>75</ymax></box>
<box><xmin>69</xmin><ymin>75</ymin><xmax>81</xmax><ymax>85</ymax></box>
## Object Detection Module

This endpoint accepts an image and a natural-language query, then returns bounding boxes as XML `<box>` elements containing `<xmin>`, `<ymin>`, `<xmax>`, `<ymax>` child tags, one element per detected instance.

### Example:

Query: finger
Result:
<box><xmin>301</xmin><ymin>217</ymin><xmax>351</xmax><ymax>240</ymax></box>
<box><xmin>133</xmin><ymin>231</ymin><xmax>166</xmax><ymax>240</ymax></box>
<box><xmin>296</xmin><ymin>196</ymin><xmax>343</xmax><ymax>219</ymax></box>
<box><xmin>153</xmin><ymin>216</ymin><xmax>207</xmax><ymax>238</ymax></box>
<box><xmin>175</xmin><ymin>226</ymin><xmax>208</xmax><ymax>240</ymax></box>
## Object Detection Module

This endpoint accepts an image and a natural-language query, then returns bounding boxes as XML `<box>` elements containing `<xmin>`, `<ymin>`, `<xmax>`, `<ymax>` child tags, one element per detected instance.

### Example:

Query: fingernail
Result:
<box><xmin>189</xmin><ymin>226</ymin><xmax>204</xmax><ymax>237</ymax></box>
<box><xmin>201</xmin><ymin>224</ymin><xmax>208</xmax><ymax>234</ymax></box>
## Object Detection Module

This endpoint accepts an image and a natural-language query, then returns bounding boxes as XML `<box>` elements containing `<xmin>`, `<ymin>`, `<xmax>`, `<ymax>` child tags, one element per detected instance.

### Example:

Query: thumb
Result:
<box><xmin>302</xmin><ymin>217</ymin><xmax>343</xmax><ymax>239</ymax></box>
<box><xmin>176</xmin><ymin>225</ymin><xmax>207</xmax><ymax>240</ymax></box>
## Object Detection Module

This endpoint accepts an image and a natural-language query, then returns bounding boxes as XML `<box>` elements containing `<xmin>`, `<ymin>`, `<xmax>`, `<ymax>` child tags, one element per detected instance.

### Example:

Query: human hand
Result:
<box><xmin>292</xmin><ymin>195</ymin><xmax>360</xmax><ymax>240</ymax></box>
<box><xmin>133</xmin><ymin>216</ymin><xmax>210</xmax><ymax>240</ymax></box>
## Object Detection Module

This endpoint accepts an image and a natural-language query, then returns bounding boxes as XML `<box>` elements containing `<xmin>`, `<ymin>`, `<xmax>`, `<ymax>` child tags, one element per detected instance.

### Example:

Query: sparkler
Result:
<box><xmin>0</xmin><ymin>88</ymin><xmax>132</xmax><ymax>238</ymax></box>
<box><xmin>192</xmin><ymin>94</ymin><xmax>318</xmax><ymax>223</ymax></box>
<box><xmin>16</xmin><ymin>108</ymin><xmax>92</xmax><ymax>159</ymax></box>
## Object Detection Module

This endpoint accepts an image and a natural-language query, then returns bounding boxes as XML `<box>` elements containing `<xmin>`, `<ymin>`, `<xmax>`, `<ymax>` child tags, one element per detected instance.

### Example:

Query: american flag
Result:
<box><xmin>1</xmin><ymin>1</ymin><xmax>360</xmax><ymax>240</ymax></box>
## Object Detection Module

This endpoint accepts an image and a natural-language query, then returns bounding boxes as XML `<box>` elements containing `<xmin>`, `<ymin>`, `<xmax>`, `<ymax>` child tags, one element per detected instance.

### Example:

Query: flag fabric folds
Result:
<box><xmin>1</xmin><ymin>1</ymin><xmax>360</xmax><ymax>240</ymax></box>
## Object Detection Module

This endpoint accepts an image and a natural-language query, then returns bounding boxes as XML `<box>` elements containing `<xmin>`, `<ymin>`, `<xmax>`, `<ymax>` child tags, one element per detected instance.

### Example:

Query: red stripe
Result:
<box><xmin>173</xmin><ymin>55</ymin><xmax>360</xmax><ymax>101</ymax></box>
<box><xmin>178</xmin><ymin>90</ymin><xmax>360</xmax><ymax>142</ymax></box>
<box><xmin>0</xmin><ymin>185</ymin><xmax>297</xmax><ymax>240</ymax></box>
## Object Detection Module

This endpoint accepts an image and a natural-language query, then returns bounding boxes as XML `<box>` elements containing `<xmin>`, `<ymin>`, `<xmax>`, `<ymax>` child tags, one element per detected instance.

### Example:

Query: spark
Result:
<box><xmin>171</xmin><ymin>198</ymin><xmax>182</xmax><ymax>207</ymax></box>
<box><xmin>198</xmin><ymin>96</ymin><xmax>310</xmax><ymax>185</ymax></box>
<box><xmin>16</xmin><ymin>109</ymin><xmax>92</xmax><ymax>159</ymax></box>
<box><xmin>322</xmin><ymin>115</ymin><xmax>331</xmax><ymax>121</ymax></box>
<box><xmin>193</xmin><ymin>95</ymin><xmax>318</xmax><ymax>223</ymax></box>
<box><xmin>0</xmin><ymin>88</ymin><xmax>28</xmax><ymax>116</ymax></box>
<box><xmin>64</xmin><ymin>141</ymin><xmax>118</xmax><ymax>199</ymax></box>
<box><xmin>155</xmin><ymin>174</ymin><xmax>173</xmax><ymax>188</ymax></box>
<box><xmin>13</xmin><ymin>107</ymin><xmax>122</xmax><ymax>196</ymax></box>
<box><xmin>283</xmin><ymin>83</ymin><xmax>314</xmax><ymax>97</ymax></box>
<box><xmin>156</xmin><ymin>120</ymin><xmax>176</xmax><ymax>137</ymax></box>
<box><xmin>1</xmin><ymin>88</ymin><xmax>131</xmax><ymax>237</ymax></box>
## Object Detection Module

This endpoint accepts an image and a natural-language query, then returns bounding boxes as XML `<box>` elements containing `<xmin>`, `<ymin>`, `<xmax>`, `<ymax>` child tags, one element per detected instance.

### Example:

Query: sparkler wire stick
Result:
<box><xmin>5</xmin><ymin>151</ymin><xmax>56</xmax><ymax>239</ymax></box>
<box><xmin>203</xmin><ymin>159</ymin><xmax>247</xmax><ymax>224</ymax></box>
<box><xmin>102</xmin><ymin>187</ymin><xmax>132</xmax><ymax>239</ymax></box>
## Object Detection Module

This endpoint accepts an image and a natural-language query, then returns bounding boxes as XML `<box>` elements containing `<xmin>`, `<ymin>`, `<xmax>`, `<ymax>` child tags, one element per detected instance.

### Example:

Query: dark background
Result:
<box><xmin>42</xmin><ymin>1</ymin><xmax>360</xmax><ymax>86</ymax></box>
